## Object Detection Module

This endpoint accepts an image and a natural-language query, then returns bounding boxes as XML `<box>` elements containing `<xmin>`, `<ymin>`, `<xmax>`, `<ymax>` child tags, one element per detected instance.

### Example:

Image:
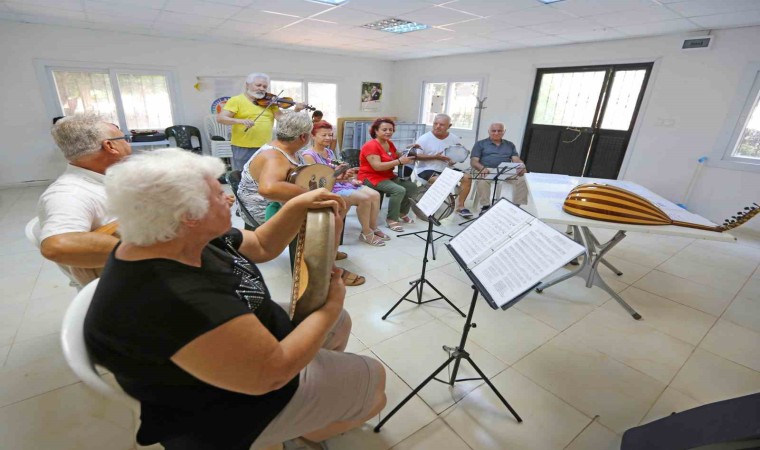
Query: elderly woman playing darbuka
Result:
<box><xmin>84</xmin><ymin>149</ymin><xmax>386</xmax><ymax>450</ymax></box>
<box><xmin>357</xmin><ymin>118</ymin><xmax>418</xmax><ymax>232</ymax></box>
<box><xmin>302</xmin><ymin>121</ymin><xmax>388</xmax><ymax>247</ymax></box>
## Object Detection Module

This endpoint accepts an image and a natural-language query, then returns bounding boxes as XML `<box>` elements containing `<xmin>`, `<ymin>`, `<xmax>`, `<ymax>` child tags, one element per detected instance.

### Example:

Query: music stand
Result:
<box><xmin>459</xmin><ymin>164</ymin><xmax>520</xmax><ymax>226</ymax></box>
<box><xmin>374</xmin><ymin>284</ymin><xmax>525</xmax><ymax>432</ymax></box>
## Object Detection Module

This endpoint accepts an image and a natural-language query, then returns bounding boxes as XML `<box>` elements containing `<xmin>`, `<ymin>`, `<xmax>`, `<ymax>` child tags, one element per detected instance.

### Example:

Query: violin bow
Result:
<box><xmin>244</xmin><ymin>90</ymin><xmax>286</xmax><ymax>132</ymax></box>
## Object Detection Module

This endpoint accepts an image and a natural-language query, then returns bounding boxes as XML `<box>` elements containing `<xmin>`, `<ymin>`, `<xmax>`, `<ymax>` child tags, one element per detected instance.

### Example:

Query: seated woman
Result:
<box><xmin>357</xmin><ymin>118</ymin><xmax>418</xmax><ymax>232</ymax></box>
<box><xmin>237</xmin><ymin>111</ymin><xmax>366</xmax><ymax>286</ymax></box>
<box><xmin>302</xmin><ymin>121</ymin><xmax>388</xmax><ymax>246</ymax></box>
<box><xmin>84</xmin><ymin>148</ymin><xmax>386</xmax><ymax>450</ymax></box>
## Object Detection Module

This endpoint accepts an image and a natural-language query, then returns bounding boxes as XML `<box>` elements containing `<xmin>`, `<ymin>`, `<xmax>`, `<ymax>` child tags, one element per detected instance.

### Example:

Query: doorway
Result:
<box><xmin>520</xmin><ymin>63</ymin><xmax>653</xmax><ymax>178</ymax></box>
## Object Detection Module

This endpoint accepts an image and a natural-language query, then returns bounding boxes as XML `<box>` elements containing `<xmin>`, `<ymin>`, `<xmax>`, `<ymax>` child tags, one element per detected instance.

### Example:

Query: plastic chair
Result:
<box><xmin>60</xmin><ymin>279</ymin><xmax>139</xmax><ymax>408</ymax></box>
<box><xmin>25</xmin><ymin>217</ymin><xmax>82</xmax><ymax>291</ymax></box>
<box><xmin>340</xmin><ymin>148</ymin><xmax>360</xmax><ymax>168</ymax></box>
<box><xmin>165</xmin><ymin>125</ymin><xmax>202</xmax><ymax>154</ymax></box>
<box><xmin>226</xmin><ymin>170</ymin><xmax>260</xmax><ymax>231</ymax></box>
<box><xmin>205</xmin><ymin>115</ymin><xmax>232</xmax><ymax>159</ymax></box>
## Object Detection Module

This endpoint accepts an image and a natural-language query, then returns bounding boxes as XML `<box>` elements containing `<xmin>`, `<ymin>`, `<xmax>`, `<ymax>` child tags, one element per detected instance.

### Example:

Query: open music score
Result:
<box><xmin>414</xmin><ymin>168</ymin><xmax>463</xmax><ymax>218</ymax></box>
<box><xmin>447</xmin><ymin>199</ymin><xmax>585</xmax><ymax>310</ymax></box>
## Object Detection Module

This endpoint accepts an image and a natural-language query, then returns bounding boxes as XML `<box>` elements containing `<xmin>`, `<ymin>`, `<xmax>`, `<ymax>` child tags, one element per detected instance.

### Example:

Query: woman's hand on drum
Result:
<box><xmin>399</xmin><ymin>155</ymin><xmax>416</xmax><ymax>165</ymax></box>
<box><xmin>293</xmin><ymin>188</ymin><xmax>346</xmax><ymax>216</ymax></box>
<box><xmin>321</xmin><ymin>267</ymin><xmax>346</xmax><ymax>318</ymax></box>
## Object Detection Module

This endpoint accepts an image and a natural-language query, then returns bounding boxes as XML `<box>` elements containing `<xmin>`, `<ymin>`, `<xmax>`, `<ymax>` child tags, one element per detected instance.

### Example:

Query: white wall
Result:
<box><xmin>0</xmin><ymin>21</ymin><xmax>393</xmax><ymax>186</ymax></box>
<box><xmin>391</xmin><ymin>27</ymin><xmax>760</xmax><ymax>233</ymax></box>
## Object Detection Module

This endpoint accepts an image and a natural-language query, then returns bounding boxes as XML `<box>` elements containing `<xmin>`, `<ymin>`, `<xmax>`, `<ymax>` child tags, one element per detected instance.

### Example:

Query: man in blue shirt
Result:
<box><xmin>470</xmin><ymin>122</ymin><xmax>528</xmax><ymax>213</ymax></box>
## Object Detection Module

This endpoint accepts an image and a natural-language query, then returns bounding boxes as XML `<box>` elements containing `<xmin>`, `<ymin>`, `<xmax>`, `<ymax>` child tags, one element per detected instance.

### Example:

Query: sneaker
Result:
<box><xmin>479</xmin><ymin>205</ymin><xmax>490</xmax><ymax>216</ymax></box>
<box><xmin>457</xmin><ymin>208</ymin><xmax>473</xmax><ymax>218</ymax></box>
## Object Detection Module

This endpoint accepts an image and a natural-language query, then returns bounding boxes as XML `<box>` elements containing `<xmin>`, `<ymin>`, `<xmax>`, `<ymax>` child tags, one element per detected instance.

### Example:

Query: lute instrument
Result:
<box><xmin>563</xmin><ymin>183</ymin><xmax>759</xmax><ymax>232</ymax></box>
<box><xmin>287</xmin><ymin>163</ymin><xmax>340</xmax><ymax>324</ymax></box>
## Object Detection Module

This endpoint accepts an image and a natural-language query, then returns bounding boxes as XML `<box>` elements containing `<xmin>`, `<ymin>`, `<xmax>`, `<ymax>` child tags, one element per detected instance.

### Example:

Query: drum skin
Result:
<box><xmin>443</xmin><ymin>144</ymin><xmax>469</xmax><ymax>163</ymax></box>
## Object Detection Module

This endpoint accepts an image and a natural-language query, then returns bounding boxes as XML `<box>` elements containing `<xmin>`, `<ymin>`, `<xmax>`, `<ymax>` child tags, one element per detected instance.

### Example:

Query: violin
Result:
<box><xmin>254</xmin><ymin>93</ymin><xmax>316</xmax><ymax>111</ymax></box>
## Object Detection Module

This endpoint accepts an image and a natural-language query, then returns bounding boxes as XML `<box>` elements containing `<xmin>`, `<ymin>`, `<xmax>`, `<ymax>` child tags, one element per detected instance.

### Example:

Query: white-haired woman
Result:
<box><xmin>84</xmin><ymin>148</ymin><xmax>386</xmax><ymax>450</ymax></box>
<box><xmin>238</xmin><ymin>111</ymin><xmax>367</xmax><ymax>286</ymax></box>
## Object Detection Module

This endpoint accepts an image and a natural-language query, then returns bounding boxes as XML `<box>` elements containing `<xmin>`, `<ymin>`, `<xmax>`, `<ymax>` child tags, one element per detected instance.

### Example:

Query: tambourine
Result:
<box><xmin>443</xmin><ymin>144</ymin><xmax>469</xmax><ymax>163</ymax></box>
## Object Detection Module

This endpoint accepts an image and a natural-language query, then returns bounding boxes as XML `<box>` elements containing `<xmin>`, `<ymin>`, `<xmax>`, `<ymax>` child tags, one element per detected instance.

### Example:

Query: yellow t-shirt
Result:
<box><xmin>223</xmin><ymin>94</ymin><xmax>280</xmax><ymax>148</ymax></box>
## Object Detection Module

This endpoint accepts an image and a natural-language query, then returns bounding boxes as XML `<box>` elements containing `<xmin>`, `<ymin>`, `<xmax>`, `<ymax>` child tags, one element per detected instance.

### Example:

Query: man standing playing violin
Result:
<box><xmin>218</xmin><ymin>72</ymin><xmax>307</xmax><ymax>171</ymax></box>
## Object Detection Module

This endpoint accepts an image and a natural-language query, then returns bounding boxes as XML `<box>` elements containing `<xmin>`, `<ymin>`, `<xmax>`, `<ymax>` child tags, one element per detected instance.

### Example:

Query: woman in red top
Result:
<box><xmin>357</xmin><ymin>118</ymin><xmax>418</xmax><ymax>232</ymax></box>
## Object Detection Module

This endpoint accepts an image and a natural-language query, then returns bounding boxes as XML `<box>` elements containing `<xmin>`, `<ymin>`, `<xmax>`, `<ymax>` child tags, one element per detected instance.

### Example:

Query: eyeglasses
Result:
<box><xmin>108</xmin><ymin>135</ymin><xmax>133</xmax><ymax>143</ymax></box>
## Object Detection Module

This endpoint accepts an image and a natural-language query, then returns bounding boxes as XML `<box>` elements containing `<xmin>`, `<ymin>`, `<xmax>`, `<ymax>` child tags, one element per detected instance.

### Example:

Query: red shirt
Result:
<box><xmin>358</xmin><ymin>139</ymin><xmax>399</xmax><ymax>185</ymax></box>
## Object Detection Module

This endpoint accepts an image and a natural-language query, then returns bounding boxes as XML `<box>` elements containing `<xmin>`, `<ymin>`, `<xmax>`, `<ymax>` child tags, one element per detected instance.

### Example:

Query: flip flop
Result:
<box><xmin>341</xmin><ymin>268</ymin><xmax>366</xmax><ymax>286</ymax></box>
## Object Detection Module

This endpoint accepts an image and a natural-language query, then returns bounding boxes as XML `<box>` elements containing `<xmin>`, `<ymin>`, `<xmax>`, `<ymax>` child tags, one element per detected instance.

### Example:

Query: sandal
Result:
<box><xmin>400</xmin><ymin>214</ymin><xmax>415</xmax><ymax>224</ymax></box>
<box><xmin>360</xmin><ymin>231</ymin><xmax>385</xmax><ymax>246</ymax></box>
<box><xmin>340</xmin><ymin>268</ymin><xmax>366</xmax><ymax>286</ymax></box>
<box><xmin>386</xmin><ymin>220</ymin><xmax>404</xmax><ymax>232</ymax></box>
<box><xmin>336</xmin><ymin>251</ymin><xmax>347</xmax><ymax>261</ymax></box>
<box><xmin>373</xmin><ymin>228</ymin><xmax>391</xmax><ymax>241</ymax></box>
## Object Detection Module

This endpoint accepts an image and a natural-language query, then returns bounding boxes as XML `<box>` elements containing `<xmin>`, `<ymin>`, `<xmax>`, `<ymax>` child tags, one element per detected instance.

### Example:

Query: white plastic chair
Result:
<box><xmin>205</xmin><ymin>115</ymin><xmax>232</xmax><ymax>159</ymax></box>
<box><xmin>25</xmin><ymin>217</ymin><xmax>82</xmax><ymax>290</ymax></box>
<box><xmin>60</xmin><ymin>279</ymin><xmax>139</xmax><ymax>409</ymax></box>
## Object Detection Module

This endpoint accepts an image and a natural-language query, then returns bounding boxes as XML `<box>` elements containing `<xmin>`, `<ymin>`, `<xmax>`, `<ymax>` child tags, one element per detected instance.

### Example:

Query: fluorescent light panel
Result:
<box><xmin>537</xmin><ymin>0</ymin><xmax>565</xmax><ymax>3</ymax></box>
<box><xmin>309</xmin><ymin>0</ymin><xmax>349</xmax><ymax>5</ymax></box>
<box><xmin>362</xmin><ymin>18</ymin><xmax>430</xmax><ymax>34</ymax></box>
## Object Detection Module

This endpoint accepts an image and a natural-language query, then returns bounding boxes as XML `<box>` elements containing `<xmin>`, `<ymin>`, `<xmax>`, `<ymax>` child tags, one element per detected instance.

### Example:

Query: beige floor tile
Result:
<box><xmin>0</xmin><ymin>273</ymin><xmax>38</xmax><ymax>306</ymax></box>
<box><xmin>601</xmin><ymin>287</ymin><xmax>716</xmax><ymax>345</ymax></box>
<box><xmin>563</xmin><ymin>308</ymin><xmax>694</xmax><ymax>384</ymax></box>
<box><xmin>597</xmin><ymin>255</ymin><xmax>652</xmax><ymax>285</ymax></box>
<box><xmin>722</xmin><ymin>295</ymin><xmax>760</xmax><ymax>334</ymax></box>
<box><xmin>0</xmin><ymin>351</ymin><xmax>80</xmax><ymax>407</ymax></box>
<box><xmin>0</xmin><ymin>382</ymin><xmax>134</xmax><ymax>450</ymax></box>
<box><xmin>619</xmin><ymin>232</ymin><xmax>693</xmax><ymax>254</ymax></box>
<box><xmin>677</xmin><ymin>244</ymin><xmax>759</xmax><ymax>278</ymax></box>
<box><xmin>4</xmin><ymin>332</ymin><xmax>62</xmax><ymax>368</ymax></box>
<box><xmin>516</xmin><ymin>291</ymin><xmax>596</xmax><ymax>331</ymax></box>
<box><xmin>0</xmin><ymin>251</ymin><xmax>44</xmax><ymax>278</ymax></box>
<box><xmin>513</xmin><ymin>333</ymin><xmax>665</xmax><ymax>433</ymax></box>
<box><xmin>670</xmin><ymin>348</ymin><xmax>760</xmax><ymax>405</ymax></box>
<box><xmin>657</xmin><ymin>254</ymin><xmax>749</xmax><ymax>295</ymax></box>
<box><xmin>564</xmin><ymin>422</ymin><xmax>621</xmax><ymax>450</ymax></box>
<box><xmin>537</xmin><ymin>273</ymin><xmax>617</xmax><ymax>306</ymax></box>
<box><xmin>441</xmin><ymin>368</ymin><xmax>591</xmax><ymax>450</ymax></box>
<box><xmin>639</xmin><ymin>386</ymin><xmax>701</xmax><ymax>425</ymax></box>
<box><xmin>737</xmin><ymin>276</ymin><xmax>760</xmax><ymax>300</ymax></box>
<box><xmin>609</xmin><ymin>243</ymin><xmax>673</xmax><ymax>269</ymax></box>
<box><xmin>334</xmin><ymin>258</ymin><xmax>387</xmax><ymax>297</ymax></box>
<box><xmin>30</xmin><ymin>266</ymin><xmax>78</xmax><ymax>300</ymax></box>
<box><xmin>370</xmin><ymin>320</ymin><xmax>507</xmax><ymax>414</ymax></box>
<box><xmin>385</xmin><ymin>268</ymin><xmax>474</xmax><ymax>318</ymax></box>
<box><xmin>14</xmin><ymin>294</ymin><xmax>71</xmax><ymax>343</ymax></box>
<box><xmin>345</xmin><ymin>246</ymin><xmax>426</xmax><ymax>284</ymax></box>
<box><xmin>343</xmin><ymin>285</ymin><xmax>436</xmax><ymax>347</ymax></box>
<box><xmin>389</xmin><ymin>419</ymin><xmax>470</xmax><ymax>450</ymax></box>
<box><xmin>699</xmin><ymin>320</ymin><xmax>760</xmax><ymax>372</ymax></box>
<box><xmin>438</xmin><ymin>300</ymin><xmax>558</xmax><ymax>365</ymax></box>
<box><xmin>0</xmin><ymin>345</ymin><xmax>9</xmax><ymax>367</ymax></box>
<box><xmin>687</xmin><ymin>239</ymin><xmax>760</xmax><ymax>267</ymax></box>
<box><xmin>345</xmin><ymin>333</ymin><xmax>367</xmax><ymax>354</ymax></box>
<box><xmin>435</xmin><ymin>261</ymin><xmax>474</xmax><ymax>285</ymax></box>
<box><xmin>327</xmin><ymin>349</ymin><xmax>438</xmax><ymax>450</ymax></box>
<box><xmin>633</xmin><ymin>270</ymin><xmax>735</xmax><ymax>316</ymax></box>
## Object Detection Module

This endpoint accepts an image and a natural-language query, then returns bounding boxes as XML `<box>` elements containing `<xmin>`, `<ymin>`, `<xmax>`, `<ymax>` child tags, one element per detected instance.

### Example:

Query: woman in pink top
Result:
<box><xmin>357</xmin><ymin>118</ymin><xmax>417</xmax><ymax>232</ymax></box>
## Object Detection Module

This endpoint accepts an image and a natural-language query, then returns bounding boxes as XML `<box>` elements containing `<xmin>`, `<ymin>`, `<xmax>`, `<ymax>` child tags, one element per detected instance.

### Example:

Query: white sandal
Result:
<box><xmin>373</xmin><ymin>228</ymin><xmax>391</xmax><ymax>241</ymax></box>
<box><xmin>360</xmin><ymin>231</ymin><xmax>385</xmax><ymax>246</ymax></box>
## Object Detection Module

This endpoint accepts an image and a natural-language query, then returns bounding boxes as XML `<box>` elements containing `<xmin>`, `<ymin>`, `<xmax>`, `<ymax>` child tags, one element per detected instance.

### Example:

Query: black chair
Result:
<box><xmin>226</xmin><ymin>170</ymin><xmax>259</xmax><ymax>231</ymax></box>
<box><xmin>340</xmin><ymin>148</ymin><xmax>360</xmax><ymax>168</ymax></box>
<box><xmin>165</xmin><ymin>125</ymin><xmax>202</xmax><ymax>154</ymax></box>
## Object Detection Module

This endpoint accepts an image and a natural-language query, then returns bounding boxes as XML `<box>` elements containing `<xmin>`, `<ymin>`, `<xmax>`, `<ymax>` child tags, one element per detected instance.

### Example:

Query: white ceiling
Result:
<box><xmin>2</xmin><ymin>0</ymin><xmax>760</xmax><ymax>60</ymax></box>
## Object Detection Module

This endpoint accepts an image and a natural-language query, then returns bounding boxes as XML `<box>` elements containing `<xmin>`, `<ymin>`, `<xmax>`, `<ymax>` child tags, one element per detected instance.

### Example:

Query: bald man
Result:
<box><xmin>470</xmin><ymin>122</ymin><xmax>528</xmax><ymax>213</ymax></box>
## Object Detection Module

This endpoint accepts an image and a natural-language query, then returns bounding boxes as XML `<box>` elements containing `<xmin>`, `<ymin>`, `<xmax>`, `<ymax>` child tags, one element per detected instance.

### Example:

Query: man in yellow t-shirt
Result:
<box><xmin>217</xmin><ymin>72</ymin><xmax>306</xmax><ymax>170</ymax></box>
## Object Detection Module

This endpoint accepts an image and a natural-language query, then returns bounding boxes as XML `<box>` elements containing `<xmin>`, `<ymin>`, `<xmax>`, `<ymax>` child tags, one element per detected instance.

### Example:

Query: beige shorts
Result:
<box><xmin>250</xmin><ymin>310</ymin><xmax>384</xmax><ymax>449</ymax></box>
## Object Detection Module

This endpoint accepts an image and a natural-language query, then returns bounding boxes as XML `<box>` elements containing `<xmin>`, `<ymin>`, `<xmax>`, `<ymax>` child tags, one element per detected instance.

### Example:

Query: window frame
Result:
<box><xmin>418</xmin><ymin>77</ymin><xmax>486</xmax><ymax>131</ymax></box>
<box><xmin>269</xmin><ymin>76</ymin><xmax>339</xmax><ymax>124</ymax></box>
<box><xmin>35</xmin><ymin>59</ymin><xmax>184</xmax><ymax>131</ymax></box>
<box><xmin>710</xmin><ymin>62</ymin><xmax>760</xmax><ymax>173</ymax></box>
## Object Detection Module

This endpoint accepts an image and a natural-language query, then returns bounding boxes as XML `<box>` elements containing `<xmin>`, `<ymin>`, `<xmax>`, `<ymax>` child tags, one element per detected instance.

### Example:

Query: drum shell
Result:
<box><xmin>409</xmin><ymin>184</ymin><xmax>459</xmax><ymax>222</ymax></box>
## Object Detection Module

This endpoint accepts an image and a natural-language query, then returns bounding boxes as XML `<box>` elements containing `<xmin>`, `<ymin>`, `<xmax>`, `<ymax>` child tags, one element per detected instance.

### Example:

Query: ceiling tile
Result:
<box><xmin>488</xmin><ymin>26</ymin><xmax>548</xmax><ymax>41</ymax></box>
<box><xmin>614</xmin><ymin>17</ymin><xmax>701</xmax><ymax>36</ymax></box>
<box><xmin>343</xmin><ymin>0</ymin><xmax>432</xmax><ymax>17</ymax></box>
<box><xmin>689</xmin><ymin>9</ymin><xmax>760</xmax><ymax>28</ymax></box>
<box><xmin>400</xmin><ymin>5</ymin><xmax>482</xmax><ymax>27</ymax></box>
<box><xmin>206</xmin><ymin>0</ymin><xmax>254</xmax><ymax>6</ymax></box>
<box><xmin>309</xmin><ymin>5</ymin><xmax>386</xmax><ymax>25</ymax></box>
<box><xmin>245</xmin><ymin>0</ymin><xmax>332</xmax><ymax>17</ymax></box>
<box><xmin>665</xmin><ymin>0</ymin><xmax>760</xmax><ymax>18</ymax></box>
<box><xmin>492</xmin><ymin>5</ymin><xmax>576</xmax><ymax>27</ymax></box>
<box><xmin>332</xmin><ymin>25</ymin><xmax>387</xmax><ymax>39</ymax></box>
<box><xmin>513</xmin><ymin>34</ymin><xmax>573</xmax><ymax>47</ymax></box>
<box><xmin>234</xmin><ymin>8</ymin><xmax>302</xmax><ymax>25</ymax></box>
<box><xmin>438</xmin><ymin>17</ymin><xmax>497</xmax><ymax>33</ymax></box>
<box><xmin>150</xmin><ymin>27</ymin><xmax>208</xmax><ymax>40</ymax></box>
<box><xmin>84</xmin><ymin>2</ymin><xmax>161</xmax><ymax>21</ymax></box>
<box><xmin>529</xmin><ymin>17</ymin><xmax>606</xmax><ymax>34</ymax></box>
<box><xmin>280</xmin><ymin>19</ymin><xmax>351</xmax><ymax>34</ymax></box>
<box><xmin>5</xmin><ymin>2</ymin><xmax>86</xmax><ymax>19</ymax></box>
<box><xmin>153</xmin><ymin>10</ymin><xmax>225</xmax><ymax>27</ymax></box>
<box><xmin>7</xmin><ymin>0</ymin><xmax>84</xmax><ymax>12</ymax></box>
<box><xmin>592</xmin><ymin>5</ymin><xmax>681</xmax><ymax>27</ymax></box>
<box><xmin>163</xmin><ymin>0</ymin><xmax>242</xmax><ymax>19</ymax></box>
<box><xmin>85</xmin><ymin>13</ymin><xmax>156</xmax><ymax>28</ymax></box>
<box><xmin>564</xmin><ymin>28</ymin><xmax>629</xmax><ymax>43</ymax></box>
<box><xmin>549</xmin><ymin>0</ymin><xmax>656</xmax><ymax>18</ymax></box>
<box><xmin>87</xmin><ymin>0</ymin><xmax>168</xmax><ymax>9</ymax></box>
<box><xmin>441</xmin><ymin>0</ymin><xmax>542</xmax><ymax>17</ymax></box>
<box><xmin>215</xmin><ymin>18</ymin><xmax>281</xmax><ymax>33</ymax></box>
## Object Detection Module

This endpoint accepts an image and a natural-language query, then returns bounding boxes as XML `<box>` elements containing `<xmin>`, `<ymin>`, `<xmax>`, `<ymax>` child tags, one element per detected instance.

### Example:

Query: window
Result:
<box><xmin>44</xmin><ymin>64</ymin><xmax>178</xmax><ymax>132</ymax></box>
<box><xmin>420</xmin><ymin>80</ymin><xmax>481</xmax><ymax>130</ymax></box>
<box><xmin>271</xmin><ymin>79</ymin><xmax>338</xmax><ymax>125</ymax></box>
<box><xmin>713</xmin><ymin>64</ymin><xmax>760</xmax><ymax>171</ymax></box>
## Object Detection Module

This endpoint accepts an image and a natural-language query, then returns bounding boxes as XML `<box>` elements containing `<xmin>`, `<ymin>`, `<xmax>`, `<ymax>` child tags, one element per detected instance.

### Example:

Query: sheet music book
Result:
<box><xmin>447</xmin><ymin>199</ymin><xmax>585</xmax><ymax>310</ymax></box>
<box><xmin>415</xmin><ymin>168</ymin><xmax>464</xmax><ymax>218</ymax></box>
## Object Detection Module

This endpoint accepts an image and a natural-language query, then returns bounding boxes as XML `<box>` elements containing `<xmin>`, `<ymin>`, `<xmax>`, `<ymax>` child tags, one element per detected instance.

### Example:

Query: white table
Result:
<box><xmin>525</xmin><ymin>173</ymin><xmax>735</xmax><ymax>320</ymax></box>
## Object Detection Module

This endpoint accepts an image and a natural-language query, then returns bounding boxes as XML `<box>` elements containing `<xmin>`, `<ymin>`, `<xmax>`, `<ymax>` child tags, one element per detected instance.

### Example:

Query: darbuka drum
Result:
<box><xmin>443</xmin><ymin>143</ymin><xmax>469</xmax><ymax>164</ymax></box>
<box><xmin>410</xmin><ymin>184</ymin><xmax>460</xmax><ymax>222</ymax></box>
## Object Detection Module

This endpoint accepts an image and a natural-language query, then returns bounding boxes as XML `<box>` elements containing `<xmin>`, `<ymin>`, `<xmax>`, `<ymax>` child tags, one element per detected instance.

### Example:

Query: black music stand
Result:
<box><xmin>459</xmin><ymin>164</ymin><xmax>520</xmax><ymax>226</ymax></box>
<box><xmin>382</xmin><ymin>216</ymin><xmax>465</xmax><ymax>319</ymax></box>
<box><xmin>374</xmin><ymin>284</ymin><xmax>524</xmax><ymax>432</ymax></box>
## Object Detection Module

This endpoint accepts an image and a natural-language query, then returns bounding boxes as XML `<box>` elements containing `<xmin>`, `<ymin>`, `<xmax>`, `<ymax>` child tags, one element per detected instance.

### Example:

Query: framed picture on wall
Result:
<box><xmin>361</xmin><ymin>81</ymin><xmax>382</xmax><ymax>112</ymax></box>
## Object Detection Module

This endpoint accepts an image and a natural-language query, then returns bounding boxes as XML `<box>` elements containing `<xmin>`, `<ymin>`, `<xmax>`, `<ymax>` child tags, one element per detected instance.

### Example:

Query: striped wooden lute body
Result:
<box><xmin>563</xmin><ymin>183</ymin><xmax>758</xmax><ymax>232</ymax></box>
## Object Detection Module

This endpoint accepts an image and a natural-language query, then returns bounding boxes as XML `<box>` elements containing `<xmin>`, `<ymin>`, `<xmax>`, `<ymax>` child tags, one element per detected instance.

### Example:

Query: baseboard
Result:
<box><xmin>0</xmin><ymin>180</ymin><xmax>54</xmax><ymax>190</ymax></box>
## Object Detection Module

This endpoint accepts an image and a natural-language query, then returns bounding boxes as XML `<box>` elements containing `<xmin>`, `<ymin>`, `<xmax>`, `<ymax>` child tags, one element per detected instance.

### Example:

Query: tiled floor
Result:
<box><xmin>1</xmin><ymin>184</ymin><xmax>759</xmax><ymax>449</ymax></box>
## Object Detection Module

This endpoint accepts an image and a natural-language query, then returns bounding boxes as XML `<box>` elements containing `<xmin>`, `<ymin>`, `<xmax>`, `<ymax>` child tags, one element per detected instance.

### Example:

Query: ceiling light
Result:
<box><xmin>362</xmin><ymin>18</ymin><xmax>430</xmax><ymax>34</ymax></box>
<box><xmin>308</xmin><ymin>0</ymin><xmax>349</xmax><ymax>5</ymax></box>
<box><xmin>537</xmin><ymin>0</ymin><xmax>565</xmax><ymax>3</ymax></box>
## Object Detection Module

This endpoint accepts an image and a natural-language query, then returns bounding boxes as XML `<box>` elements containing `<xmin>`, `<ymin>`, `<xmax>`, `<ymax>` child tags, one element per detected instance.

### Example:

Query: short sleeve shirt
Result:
<box><xmin>414</xmin><ymin>131</ymin><xmax>461</xmax><ymax>173</ymax></box>
<box><xmin>224</xmin><ymin>94</ymin><xmax>280</xmax><ymax>148</ymax></box>
<box><xmin>357</xmin><ymin>139</ymin><xmax>399</xmax><ymax>185</ymax></box>
<box><xmin>471</xmin><ymin>138</ymin><xmax>518</xmax><ymax>168</ymax></box>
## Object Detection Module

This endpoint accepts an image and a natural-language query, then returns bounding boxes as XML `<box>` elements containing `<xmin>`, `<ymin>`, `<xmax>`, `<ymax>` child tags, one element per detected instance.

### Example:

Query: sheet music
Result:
<box><xmin>609</xmin><ymin>180</ymin><xmax>716</xmax><ymax>227</ymax></box>
<box><xmin>415</xmin><ymin>168</ymin><xmax>463</xmax><ymax>217</ymax></box>
<box><xmin>449</xmin><ymin>199</ymin><xmax>535</xmax><ymax>267</ymax></box>
<box><xmin>470</xmin><ymin>221</ymin><xmax>584</xmax><ymax>308</ymax></box>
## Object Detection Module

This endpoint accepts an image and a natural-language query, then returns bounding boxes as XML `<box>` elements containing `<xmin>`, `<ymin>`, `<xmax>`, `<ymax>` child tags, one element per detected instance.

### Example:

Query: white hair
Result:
<box><xmin>105</xmin><ymin>148</ymin><xmax>226</xmax><ymax>246</ymax></box>
<box><xmin>51</xmin><ymin>113</ymin><xmax>111</xmax><ymax>162</ymax></box>
<box><xmin>433</xmin><ymin>113</ymin><xmax>451</xmax><ymax>123</ymax></box>
<box><xmin>246</xmin><ymin>72</ymin><xmax>270</xmax><ymax>84</ymax></box>
<box><xmin>275</xmin><ymin>111</ymin><xmax>313</xmax><ymax>142</ymax></box>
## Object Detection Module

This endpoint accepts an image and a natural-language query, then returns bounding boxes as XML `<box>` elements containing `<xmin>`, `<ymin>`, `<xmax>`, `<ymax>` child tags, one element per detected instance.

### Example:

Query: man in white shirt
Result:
<box><xmin>37</xmin><ymin>114</ymin><xmax>132</xmax><ymax>285</ymax></box>
<box><xmin>411</xmin><ymin>114</ymin><xmax>474</xmax><ymax>218</ymax></box>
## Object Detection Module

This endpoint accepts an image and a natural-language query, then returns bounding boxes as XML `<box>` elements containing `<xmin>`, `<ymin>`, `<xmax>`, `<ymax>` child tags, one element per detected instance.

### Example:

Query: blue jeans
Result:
<box><xmin>231</xmin><ymin>145</ymin><xmax>258</xmax><ymax>171</ymax></box>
